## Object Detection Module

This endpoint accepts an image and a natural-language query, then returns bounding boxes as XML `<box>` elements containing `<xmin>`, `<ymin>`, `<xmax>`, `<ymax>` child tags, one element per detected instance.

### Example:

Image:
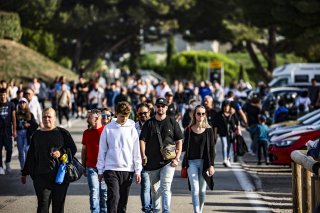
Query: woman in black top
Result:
<box><xmin>214</xmin><ymin>100</ymin><xmax>239</xmax><ymax>167</ymax></box>
<box><xmin>183</xmin><ymin>105</ymin><xmax>215</xmax><ymax>213</ymax></box>
<box><xmin>21</xmin><ymin>107</ymin><xmax>77</xmax><ymax>213</ymax></box>
<box><xmin>15</xmin><ymin>97</ymin><xmax>38</xmax><ymax>169</ymax></box>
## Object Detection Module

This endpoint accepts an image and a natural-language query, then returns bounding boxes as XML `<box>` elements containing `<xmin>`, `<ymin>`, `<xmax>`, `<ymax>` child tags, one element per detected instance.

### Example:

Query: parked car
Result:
<box><xmin>269</xmin><ymin>112</ymin><xmax>320</xmax><ymax>139</ymax></box>
<box><xmin>268</xmin><ymin>109</ymin><xmax>320</xmax><ymax>132</ymax></box>
<box><xmin>268</xmin><ymin>127</ymin><xmax>320</xmax><ymax>165</ymax></box>
<box><xmin>261</xmin><ymin>87</ymin><xmax>307</xmax><ymax>121</ymax></box>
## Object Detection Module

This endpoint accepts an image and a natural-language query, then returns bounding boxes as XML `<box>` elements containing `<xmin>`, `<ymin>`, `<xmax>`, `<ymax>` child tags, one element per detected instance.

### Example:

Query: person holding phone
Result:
<box><xmin>183</xmin><ymin>105</ymin><xmax>215</xmax><ymax>213</ymax></box>
<box><xmin>21</xmin><ymin>107</ymin><xmax>77</xmax><ymax>213</ymax></box>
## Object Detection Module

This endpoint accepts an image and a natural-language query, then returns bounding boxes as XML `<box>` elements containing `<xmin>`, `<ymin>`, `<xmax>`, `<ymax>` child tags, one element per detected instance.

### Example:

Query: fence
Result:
<box><xmin>291</xmin><ymin>150</ymin><xmax>320</xmax><ymax>213</ymax></box>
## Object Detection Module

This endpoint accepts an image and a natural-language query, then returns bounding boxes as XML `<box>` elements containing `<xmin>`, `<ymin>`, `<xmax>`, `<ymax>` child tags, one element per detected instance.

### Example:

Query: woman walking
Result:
<box><xmin>183</xmin><ymin>105</ymin><xmax>215</xmax><ymax>213</ymax></box>
<box><xmin>215</xmin><ymin>100</ymin><xmax>239</xmax><ymax>167</ymax></box>
<box><xmin>15</xmin><ymin>97</ymin><xmax>38</xmax><ymax>169</ymax></box>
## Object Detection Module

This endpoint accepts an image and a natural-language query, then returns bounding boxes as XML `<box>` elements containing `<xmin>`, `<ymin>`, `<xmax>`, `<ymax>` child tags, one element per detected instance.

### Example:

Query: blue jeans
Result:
<box><xmin>221</xmin><ymin>136</ymin><xmax>231</xmax><ymax>161</ymax></box>
<box><xmin>187</xmin><ymin>159</ymin><xmax>206</xmax><ymax>213</ymax></box>
<box><xmin>86</xmin><ymin>167</ymin><xmax>108</xmax><ymax>213</ymax></box>
<box><xmin>140</xmin><ymin>170</ymin><xmax>152</xmax><ymax>212</ymax></box>
<box><xmin>147</xmin><ymin>163</ymin><xmax>175</xmax><ymax>213</ymax></box>
<box><xmin>17</xmin><ymin>129</ymin><xmax>29</xmax><ymax>169</ymax></box>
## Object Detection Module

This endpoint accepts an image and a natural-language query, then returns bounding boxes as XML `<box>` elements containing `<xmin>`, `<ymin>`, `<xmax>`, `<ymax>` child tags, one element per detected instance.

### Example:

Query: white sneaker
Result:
<box><xmin>67</xmin><ymin>121</ymin><xmax>72</xmax><ymax>128</ymax></box>
<box><xmin>223</xmin><ymin>160</ymin><xmax>228</xmax><ymax>167</ymax></box>
<box><xmin>226</xmin><ymin>160</ymin><xmax>232</xmax><ymax>168</ymax></box>
<box><xmin>5</xmin><ymin>163</ymin><xmax>11</xmax><ymax>174</ymax></box>
<box><xmin>0</xmin><ymin>167</ymin><xmax>5</xmax><ymax>175</ymax></box>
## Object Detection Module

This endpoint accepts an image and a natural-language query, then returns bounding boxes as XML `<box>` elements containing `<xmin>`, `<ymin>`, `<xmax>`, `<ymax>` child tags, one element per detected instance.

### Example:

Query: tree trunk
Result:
<box><xmin>72</xmin><ymin>39</ymin><xmax>82</xmax><ymax>74</ymax></box>
<box><xmin>129</xmin><ymin>36</ymin><xmax>140</xmax><ymax>75</ymax></box>
<box><xmin>245</xmin><ymin>40</ymin><xmax>271</xmax><ymax>80</ymax></box>
<box><xmin>267</xmin><ymin>26</ymin><xmax>277</xmax><ymax>72</ymax></box>
<box><xmin>166</xmin><ymin>34</ymin><xmax>176</xmax><ymax>67</ymax></box>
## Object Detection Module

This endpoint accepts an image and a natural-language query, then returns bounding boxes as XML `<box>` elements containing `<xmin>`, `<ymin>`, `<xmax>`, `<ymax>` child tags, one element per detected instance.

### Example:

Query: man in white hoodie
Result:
<box><xmin>97</xmin><ymin>101</ymin><xmax>142</xmax><ymax>213</ymax></box>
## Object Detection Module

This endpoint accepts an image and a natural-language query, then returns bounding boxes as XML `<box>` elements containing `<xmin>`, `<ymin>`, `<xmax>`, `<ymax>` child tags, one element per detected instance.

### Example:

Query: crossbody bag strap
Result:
<box><xmin>154</xmin><ymin>119</ymin><xmax>164</xmax><ymax>148</ymax></box>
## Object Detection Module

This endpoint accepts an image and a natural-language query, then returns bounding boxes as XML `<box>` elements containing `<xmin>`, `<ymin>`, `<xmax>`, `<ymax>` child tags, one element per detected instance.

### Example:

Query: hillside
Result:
<box><xmin>0</xmin><ymin>39</ymin><xmax>78</xmax><ymax>83</ymax></box>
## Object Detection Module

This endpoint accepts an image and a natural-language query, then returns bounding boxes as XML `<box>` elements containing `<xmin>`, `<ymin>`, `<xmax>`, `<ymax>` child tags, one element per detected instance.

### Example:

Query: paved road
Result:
<box><xmin>0</xmin><ymin>118</ymin><xmax>275</xmax><ymax>213</ymax></box>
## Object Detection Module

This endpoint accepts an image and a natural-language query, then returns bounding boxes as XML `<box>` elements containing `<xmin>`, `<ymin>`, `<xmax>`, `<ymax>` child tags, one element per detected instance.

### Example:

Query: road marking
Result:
<box><xmin>232</xmin><ymin>164</ymin><xmax>272</xmax><ymax>212</ymax></box>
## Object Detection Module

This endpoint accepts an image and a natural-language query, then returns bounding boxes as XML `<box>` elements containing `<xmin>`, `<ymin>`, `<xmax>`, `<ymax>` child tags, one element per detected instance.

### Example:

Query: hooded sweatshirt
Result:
<box><xmin>97</xmin><ymin>119</ymin><xmax>142</xmax><ymax>175</ymax></box>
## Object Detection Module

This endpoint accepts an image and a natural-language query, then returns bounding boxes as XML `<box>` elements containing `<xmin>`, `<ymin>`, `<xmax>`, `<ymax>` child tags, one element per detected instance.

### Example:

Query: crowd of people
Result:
<box><xmin>1</xmin><ymin>73</ymin><xmax>320</xmax><ymax>213</ymax></box>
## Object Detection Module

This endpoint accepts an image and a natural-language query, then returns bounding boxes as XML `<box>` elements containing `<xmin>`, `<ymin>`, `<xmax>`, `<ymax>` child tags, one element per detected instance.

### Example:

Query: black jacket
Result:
<box><xmin>22</xmin><ymin>127</ymin><xmax>77</xmax><ymax>178</ymax></box>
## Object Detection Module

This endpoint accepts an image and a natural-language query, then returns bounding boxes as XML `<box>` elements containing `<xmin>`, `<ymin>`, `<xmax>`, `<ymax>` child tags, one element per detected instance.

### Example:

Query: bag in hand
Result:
<box><xmin>160</xmin><ymin>144</ymin><xmax>177</xmax><ymax>160</ymax></box>
<box><xmin>236</xmin><ymin>135</ymin><xmax>248</xmax><ymax>156</ymax></box>
<box><xmin>181</xmin><ymin>167</ymin><xmax>188</xmax><ymax>178</ymax></box>
<box><xmin>65</xmin><ymin>149</ymin><xmax>85</xmax><ymax>182</ymax></box>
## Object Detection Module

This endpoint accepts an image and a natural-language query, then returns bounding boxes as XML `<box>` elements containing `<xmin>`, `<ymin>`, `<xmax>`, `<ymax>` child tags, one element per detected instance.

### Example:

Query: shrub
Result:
<box><xmin>169</xmin><ymin>51</ymin><xmax>241</xmax><ymax>85</ymax></box>
<box><xmin>0</xmin><ymin>11</ymin><xmax>22</xmax><ymax>41</ymax></box>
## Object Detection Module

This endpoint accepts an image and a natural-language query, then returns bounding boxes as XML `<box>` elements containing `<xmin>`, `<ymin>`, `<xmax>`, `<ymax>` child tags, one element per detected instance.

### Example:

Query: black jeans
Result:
<box><xmin>0</xmin><ymin>128</ymin><xmax>13</xmax><ymax>167</ymax></box>
<box><xmin>103</xmin><ymin>170</ymin><xmax>133</xmax><ymax>213</ymax></box>
<box><xmin>33</xmin><ymin>174</ymin><xmax>69</xmax><ymax>213</ymax></box>
<box><xmin>58</xmin><ymin>107</ymin><xmax>70</xmax><ymax>124</ymax></box>
<box><xmin>257</xmin><ymin>140</ymin><xmax>268</xmax><ymax>163</ymax></box>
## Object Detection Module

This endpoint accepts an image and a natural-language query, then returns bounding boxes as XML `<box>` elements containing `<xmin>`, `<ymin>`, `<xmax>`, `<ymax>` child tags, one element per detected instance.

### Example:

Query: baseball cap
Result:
<box><xmin>155</xmin><ymin>98</ymin><xmax>168</xmax><ymax>105</ymax></box>
<box><xmin>259</xmin><ymin>115</ymin><xmax>267</xmax><ymax>121</ymax></box>
<box><xmin>165</xmin><ymin>91</ymin><xmax>173</xmax><ymax>97</ymax></box>
<box><xmin>19</xmin><ymin>97</ymin><xmax>28</xmax><ymax>103</ymax></box>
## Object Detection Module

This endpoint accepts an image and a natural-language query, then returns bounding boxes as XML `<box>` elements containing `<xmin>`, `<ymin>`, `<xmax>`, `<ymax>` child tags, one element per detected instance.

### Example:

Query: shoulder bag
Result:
<box><xmin>65</xmin><ymin>148</ymin><xmax>85</xmax><ymax>182</ymax></box>
<box><xmin>154</xmin><ymin>119</ymin><xmax>176</xmax><ymax>161</ymax></box>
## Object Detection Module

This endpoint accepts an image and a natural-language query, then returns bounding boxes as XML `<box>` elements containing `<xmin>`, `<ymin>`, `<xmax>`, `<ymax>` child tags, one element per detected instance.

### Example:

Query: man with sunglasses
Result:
<box><xmin>135</xmin><ymin>103</ymin><xmax>152</xmax><ymax>213</ymax></box>
<box><xmin>140</xmin><ymin>98</ymin><xmax>183</xmax><ymax>213</ymax></box>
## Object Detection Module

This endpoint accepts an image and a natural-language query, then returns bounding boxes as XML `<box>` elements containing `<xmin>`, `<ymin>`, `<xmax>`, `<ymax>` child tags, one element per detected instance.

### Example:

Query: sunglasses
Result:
<box><xmin>101</xmin><ymin>113</ymin><xmax>112</xmax><ymax>118</ymax></box>
<box><xmin>156</xmin><ymin>104</ymin><xmax>166</xmax><ymax>108</ymax></box>
<box><xmin>138</xmin><ymin>111</ymin><xmax>149</xmax><ymax>116</ymax></box>
<box><xmin>196</xmin><ymin>112</ymin><xmax>206</xmax><ymax>116</ymax></box>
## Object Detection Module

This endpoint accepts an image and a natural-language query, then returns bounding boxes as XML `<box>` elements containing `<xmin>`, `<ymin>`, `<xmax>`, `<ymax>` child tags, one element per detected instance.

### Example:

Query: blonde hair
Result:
<box><xmin>42</xmin><ymin>107</ymin><xmax>56</xmax><ymax>117</ymax></box>
<box><xmin>189</xmin><ymin>105</ymin><xmax>210</xmax><ymax>128</ymax></box>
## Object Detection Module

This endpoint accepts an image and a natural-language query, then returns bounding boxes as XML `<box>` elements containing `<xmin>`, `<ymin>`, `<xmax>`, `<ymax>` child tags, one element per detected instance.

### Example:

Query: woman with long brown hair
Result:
<box><xmin>183</xmin><ymin>105</ymin><xmax>215</xmax><ymax>213</ymax></box>
<box><xmin>16</xmin><ymin>97</ymin><xmax>38</xmax><ymax>169</ymax></box>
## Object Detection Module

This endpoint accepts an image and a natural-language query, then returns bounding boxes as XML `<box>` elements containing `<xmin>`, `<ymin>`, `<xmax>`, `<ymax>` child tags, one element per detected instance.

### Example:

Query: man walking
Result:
<box><xmin>97</xmin><ymin>101</ymin><xmax>142</xmax><ymax>213</ymax></box>
<box><xmin>0</xmin><ymin>88</ymin><xmax>17</xmax><ymax>174</ymax></box>
<box><xmin>135</xmin><ymin>103</ymin><xmax>152</xmax><ymax>213</ymax></box>
<box><xmin>140</xmin><ymin>98</ymin><xmax>183</xmax><ymax>213</ymax></box>
<box><xmin>82</xmin><ymin>109</ymin><xmax>108</xmax><ymax>213</ymax></box>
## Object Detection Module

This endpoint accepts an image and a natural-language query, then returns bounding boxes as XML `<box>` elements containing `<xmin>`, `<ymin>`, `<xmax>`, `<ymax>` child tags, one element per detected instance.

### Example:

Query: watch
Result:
<box><xmin>175</xmin><ymin>158</ymin><xmax>180</xmax><ymax>162</ymax></box>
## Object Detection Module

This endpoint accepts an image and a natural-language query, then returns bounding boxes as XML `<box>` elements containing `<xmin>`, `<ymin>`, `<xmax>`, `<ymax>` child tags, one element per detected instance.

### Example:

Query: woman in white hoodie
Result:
<box><xmin>97</xmin><ymin>101</ymin><xmax>142</xmax><ymax>213</ymax></box>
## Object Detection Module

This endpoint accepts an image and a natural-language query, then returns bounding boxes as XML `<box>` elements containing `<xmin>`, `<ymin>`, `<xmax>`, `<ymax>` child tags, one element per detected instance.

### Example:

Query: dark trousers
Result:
<box><xmin>103</xmin><ymin>170</ymin><xmax>133</xmax><ymax>213</ymax></box>
<box><xmin>0</xmin><ymin>128</ymin><xmax>13</xmax><ymax>167</ymax></box>
<box><xmin>58</xmin><ymin>107</ymin><xmax>70</xmax><ymax>124</ymax></box>
<box><xmin>257</xmin><ymin>140</ymin><xmax>268</xmax><ymax>163</ymax></box>
<box><xmin>33</xmin><ymin>174</ymin><xmax>69</xmax><ymax>213</ymax></box>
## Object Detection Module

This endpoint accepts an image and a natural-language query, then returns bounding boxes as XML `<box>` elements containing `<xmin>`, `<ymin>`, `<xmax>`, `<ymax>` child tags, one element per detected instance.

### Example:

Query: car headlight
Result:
<box><xmin>275</xmin><ymin>136</ymin><xmax>301</xmax><ymax>147</ymax></box>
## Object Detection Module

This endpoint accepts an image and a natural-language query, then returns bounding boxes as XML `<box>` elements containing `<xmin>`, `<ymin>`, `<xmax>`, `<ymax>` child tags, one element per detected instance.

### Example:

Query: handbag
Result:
<box><xmin>155</xmin><ymin>120</ymin><xmax>176</xmax><ymax>161</ymax></box>
<box><xmin>236</xmin><ymin>135</ymin><xmax>248</xmax><ymax>156</ymax></box>
<box><xmin>65</xmin><ymin>149</ymin><xmax>85</xmax><ymax>182</ymax></box>
<box><xmin>181</xmin><ymin>167</ymin><xmax>188</xmax><ymax>178</ymax></box>
<box><xmin>181</xmin><ymin>127</ymin><xmax>191</xmax><ymax>178</ymax></box>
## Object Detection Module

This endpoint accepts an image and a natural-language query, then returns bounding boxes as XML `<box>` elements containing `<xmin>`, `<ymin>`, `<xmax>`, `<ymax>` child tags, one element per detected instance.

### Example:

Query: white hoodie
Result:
<box><xmin>97</xmin><ymin>119</ymin><xmax>142</xmax><ymax>175</ymax></box>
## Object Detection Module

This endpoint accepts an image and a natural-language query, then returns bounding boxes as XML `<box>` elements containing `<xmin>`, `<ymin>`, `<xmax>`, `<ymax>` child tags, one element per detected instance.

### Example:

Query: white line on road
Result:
<box><xmin>232</xmin><ymin>163</ymin><xmax>272</xmax><ymax>212</ymax></box>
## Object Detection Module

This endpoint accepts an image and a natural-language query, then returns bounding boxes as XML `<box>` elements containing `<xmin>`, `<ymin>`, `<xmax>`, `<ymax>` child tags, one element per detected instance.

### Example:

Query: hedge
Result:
<box><xmin>169</xmin><ymin>51</ymin><xmax>243</xmax><ymax>85</ymax></box>
<box><xmin>0</xmin><ymin>11</ymin><xmax>22</xmax><ymax>41</ymax></box>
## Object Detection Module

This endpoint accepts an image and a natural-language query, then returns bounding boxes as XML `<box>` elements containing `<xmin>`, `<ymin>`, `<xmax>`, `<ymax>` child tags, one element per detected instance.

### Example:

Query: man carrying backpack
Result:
<box><xmin>140</xmin><ymin>98</ymin><xmax>183</xmax><ymax>213</ymax></box>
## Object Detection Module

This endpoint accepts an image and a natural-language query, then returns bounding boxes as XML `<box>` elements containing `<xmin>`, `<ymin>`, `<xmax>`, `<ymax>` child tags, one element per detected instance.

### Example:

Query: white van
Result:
<box><xmin>268</xmin><ymin>63</ymin><xmax>320</xmax><ymax>87</ymax></box>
